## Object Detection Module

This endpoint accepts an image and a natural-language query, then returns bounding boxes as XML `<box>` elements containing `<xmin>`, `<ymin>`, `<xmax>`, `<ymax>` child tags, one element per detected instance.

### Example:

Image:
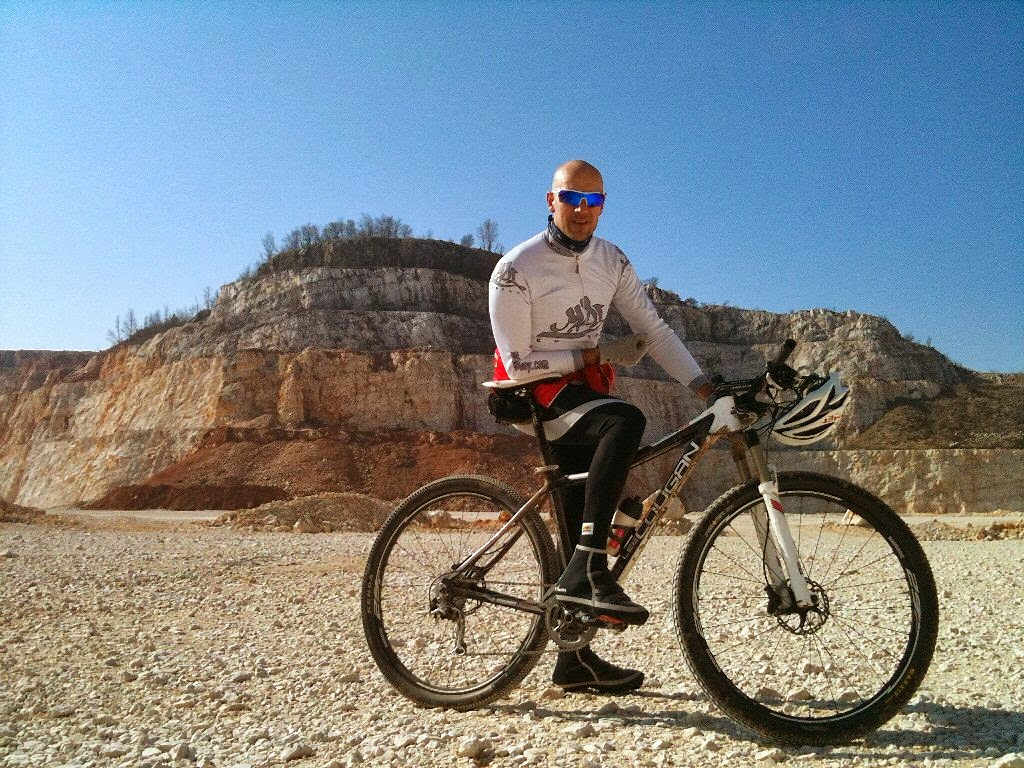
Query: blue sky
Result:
<box><xmin>1</xmin><ymin>1</ymin><xmax>1021</xmax><ymax>372</ymax></box>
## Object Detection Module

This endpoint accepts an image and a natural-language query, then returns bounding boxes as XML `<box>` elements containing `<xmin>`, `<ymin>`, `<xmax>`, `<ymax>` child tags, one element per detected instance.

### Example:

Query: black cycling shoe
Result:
<box><xmin>554</xmin><ymin>545</ymin><xmax>650</xmax><ymax>625</ymax></box>
<box><xmin>553</xmin><ymin>646</ymin><xmax>644</xmax><ymax>693</ymax></box>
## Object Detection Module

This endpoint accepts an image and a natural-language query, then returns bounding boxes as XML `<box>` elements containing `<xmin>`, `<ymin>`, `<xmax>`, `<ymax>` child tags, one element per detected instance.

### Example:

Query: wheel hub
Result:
<box><xmin>428</xmin><ymin>579</ymin><xmax>462</xmax><ymax>619</ymax></box>
<box><xmin>768</xmin><ymin>578</ymin><xmax>830</xmax><ymax>635</ymax></box>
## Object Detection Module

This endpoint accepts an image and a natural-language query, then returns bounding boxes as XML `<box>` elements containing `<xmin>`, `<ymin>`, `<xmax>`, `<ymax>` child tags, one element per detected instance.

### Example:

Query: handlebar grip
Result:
<box><xmin>773</xmin><ymin>338</ymin><xmax>797</xmax><ymax>364</ymax></box>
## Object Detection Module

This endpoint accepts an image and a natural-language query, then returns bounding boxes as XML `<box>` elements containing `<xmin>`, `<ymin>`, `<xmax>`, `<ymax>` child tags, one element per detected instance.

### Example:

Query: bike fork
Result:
<box><xmin>744</xmin><ymin>431</ymin><xmax>814</xmax><ymax>609</ymax></box>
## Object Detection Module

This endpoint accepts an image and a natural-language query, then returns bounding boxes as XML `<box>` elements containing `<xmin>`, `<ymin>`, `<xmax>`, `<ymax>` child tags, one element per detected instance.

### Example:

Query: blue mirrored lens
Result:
<box><xmin>557</xmin><ymin>190</ymin><xmax>605</xmax><ymax>207</ymax></box>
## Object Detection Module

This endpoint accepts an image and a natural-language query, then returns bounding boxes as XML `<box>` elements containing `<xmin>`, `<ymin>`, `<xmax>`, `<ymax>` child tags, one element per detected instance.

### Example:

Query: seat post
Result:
<box><xmin>530</xmin><ymin>402</ymin><xmax>554</xmax><ymax>461</ymax></box>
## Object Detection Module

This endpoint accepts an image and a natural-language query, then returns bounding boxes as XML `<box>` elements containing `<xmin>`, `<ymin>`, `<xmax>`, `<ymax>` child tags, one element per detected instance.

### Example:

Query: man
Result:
<box><xmin>488</xmin><ymin>159</ymin><xmax>714</xmax><ymax>693</ymax></box>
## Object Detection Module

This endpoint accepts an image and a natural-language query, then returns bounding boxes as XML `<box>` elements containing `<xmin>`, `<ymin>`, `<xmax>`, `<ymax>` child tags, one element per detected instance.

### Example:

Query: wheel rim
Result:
<box><xmin>369</xmin><ymin>491</ymin><xmax>547</xmax><ymax>696</ymax></box>
<box><xmin>688</xmin><ymin>488</ymin><xmax>925</xmax><ymax>725</ymax></box>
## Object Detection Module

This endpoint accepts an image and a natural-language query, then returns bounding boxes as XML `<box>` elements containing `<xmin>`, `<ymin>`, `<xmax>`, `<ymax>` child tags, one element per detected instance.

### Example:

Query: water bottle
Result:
<box><xmin>607</xmin><ymin>496</ymin><xmax>644</xmax><ymax>556</ymax></box>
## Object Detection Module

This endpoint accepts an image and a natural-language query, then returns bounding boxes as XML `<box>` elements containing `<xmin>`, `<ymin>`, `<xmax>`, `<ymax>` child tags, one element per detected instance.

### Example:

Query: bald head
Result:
<box><xmin>547</xmin><ymin>159</ymin><xmax>605</xmax><ymax>242</ymax></box>
<box><xmin>551</xmin><ymin>160</ymin><xmax>604</xmax><ymax>193</ymax></box>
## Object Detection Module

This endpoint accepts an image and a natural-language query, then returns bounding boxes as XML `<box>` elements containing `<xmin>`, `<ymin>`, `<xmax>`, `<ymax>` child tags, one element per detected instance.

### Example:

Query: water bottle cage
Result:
<box><xmin>607</xmin><ymin>496</ymin><xmax>644</xmax><ymax>555</ymax></box>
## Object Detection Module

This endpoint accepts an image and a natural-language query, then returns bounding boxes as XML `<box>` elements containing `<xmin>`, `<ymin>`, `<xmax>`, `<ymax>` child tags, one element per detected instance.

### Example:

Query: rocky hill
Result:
<box><xmin>1</xmin><ymin>237</ymin><xmax>1020</xmax><ymax>515</ymax></box>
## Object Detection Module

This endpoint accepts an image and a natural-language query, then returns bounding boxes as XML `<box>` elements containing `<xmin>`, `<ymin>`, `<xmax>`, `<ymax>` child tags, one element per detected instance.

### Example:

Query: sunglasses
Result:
<box><xmin>554</xmin><ymin>189</ymin><xmax>606</xmax><ymax>208</ymax></box>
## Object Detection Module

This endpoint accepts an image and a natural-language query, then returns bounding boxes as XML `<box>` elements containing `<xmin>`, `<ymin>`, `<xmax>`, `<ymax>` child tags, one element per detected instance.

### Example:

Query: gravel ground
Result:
<box><xmin>1</xmin><ymin>520</ymin><xmax>1022</xmax><ymax>768</ymax></box>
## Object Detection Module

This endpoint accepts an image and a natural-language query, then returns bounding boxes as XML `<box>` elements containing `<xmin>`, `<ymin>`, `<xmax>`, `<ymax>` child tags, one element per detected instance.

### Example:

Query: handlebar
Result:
<box><xmin>710</xmin><ymin>339</ymin><xmax>810</xmax><ymax>415</ymax></box>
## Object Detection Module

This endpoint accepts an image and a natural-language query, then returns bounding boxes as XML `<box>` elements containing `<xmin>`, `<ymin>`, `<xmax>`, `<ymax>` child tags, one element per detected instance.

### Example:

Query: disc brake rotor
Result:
<box><xmin>774</xmin><ymin>578</ymin><xmax>830</xmax><ymax>636</ymax></box>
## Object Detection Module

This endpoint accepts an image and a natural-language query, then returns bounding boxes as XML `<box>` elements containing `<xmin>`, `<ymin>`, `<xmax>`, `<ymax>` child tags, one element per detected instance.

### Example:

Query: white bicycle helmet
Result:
<box><xmin>772</xmin><ymin>371</ymin><xmax>850</xmax><ymax>446</ymax></box>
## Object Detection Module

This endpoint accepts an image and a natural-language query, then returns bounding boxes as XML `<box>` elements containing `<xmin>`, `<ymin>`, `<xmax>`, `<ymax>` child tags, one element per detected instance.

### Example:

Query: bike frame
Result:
<box><xmin>448</xmin><ymin>392</ymin><xmax>816</xmax><ymax>614</ymax></box>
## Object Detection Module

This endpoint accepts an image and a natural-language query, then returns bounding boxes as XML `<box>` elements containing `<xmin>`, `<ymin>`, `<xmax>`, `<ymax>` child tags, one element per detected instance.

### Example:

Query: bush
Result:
<box><xmin>106</xmin><ymin>287</ymin><xmax>219</xmax><ymax>349</ymax></box>
<box><xmin>247</xmin><ymin>214</ymin><xmax>504</xmax><ymax>281</ymax></box>
<box><xmin>253</xmin><ymin>236</ymin><xmax>500</xmax><ymax>282</ymax></box>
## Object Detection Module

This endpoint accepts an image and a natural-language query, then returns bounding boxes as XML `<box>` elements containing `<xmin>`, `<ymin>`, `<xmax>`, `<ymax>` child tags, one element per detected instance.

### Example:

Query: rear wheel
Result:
<box><xmin>674</xmin><ymin>472</ymin><xmax>938</xmax><ymax>745</ymax></box>
<box><xmin>362</xmin><ymin>475</ymin><xmax>558</xmax><ymax>709</ymax></box>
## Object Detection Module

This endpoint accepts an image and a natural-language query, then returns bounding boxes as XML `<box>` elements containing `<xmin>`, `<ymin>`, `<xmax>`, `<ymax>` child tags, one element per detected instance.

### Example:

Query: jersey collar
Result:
<box><xmin>545</xmin><ymin>215</ymin><xmax>592</xmax><ymax>257</ymax></box>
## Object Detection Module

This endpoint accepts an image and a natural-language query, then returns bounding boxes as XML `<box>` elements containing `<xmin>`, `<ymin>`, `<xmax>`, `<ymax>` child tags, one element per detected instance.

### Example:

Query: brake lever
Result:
<box><xmin>793</xmin><ymin>371</ymin><xmax>827</xmax><ymax>395</ymax></box>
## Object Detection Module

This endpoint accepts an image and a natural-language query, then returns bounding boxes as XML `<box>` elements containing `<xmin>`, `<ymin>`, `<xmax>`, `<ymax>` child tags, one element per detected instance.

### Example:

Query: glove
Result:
<box><xmin>697</xmin><ymin>375</ymin><xmax>719</xmax><ymax>407</ymax></box>
<box><xmin>600</xmin><ymin>334</ymin><xmax>648</xmax><ymax>367</ymax></box>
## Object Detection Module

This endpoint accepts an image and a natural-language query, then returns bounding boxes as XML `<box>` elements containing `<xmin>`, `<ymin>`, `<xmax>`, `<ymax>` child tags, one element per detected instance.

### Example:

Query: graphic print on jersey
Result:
<box><xmin>537</xmin><ymin>295</ymin><xmax>605</xmax><ymax>341</ymax></box>
<box><xmin>492</xmin><ymin>264</ymin><xmax>528</xmax><ymax>293</ymax></box>
<box><xmin>509</xmin><ymin>351</ymin><xmax>550</xmax><ymax>374</ymax></box>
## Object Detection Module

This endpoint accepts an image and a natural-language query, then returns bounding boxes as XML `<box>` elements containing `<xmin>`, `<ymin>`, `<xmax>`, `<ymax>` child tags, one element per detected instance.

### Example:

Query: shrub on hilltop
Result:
<box><xmin>254</xmin><ymin>236</ymin><xmax>500</xmax><ymax>282</ymax></box>
<box><xmin>246</xmin><ymin>214</ymin><xmax>503</xmax><ymax>282</ymax></box>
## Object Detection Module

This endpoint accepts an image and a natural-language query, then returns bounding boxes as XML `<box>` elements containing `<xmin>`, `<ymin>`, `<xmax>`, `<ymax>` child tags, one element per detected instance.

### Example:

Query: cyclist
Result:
<box><xmin>488</xmin><ymin>159</ymin><xmax>714</xmax><ymax>693</ymax></box>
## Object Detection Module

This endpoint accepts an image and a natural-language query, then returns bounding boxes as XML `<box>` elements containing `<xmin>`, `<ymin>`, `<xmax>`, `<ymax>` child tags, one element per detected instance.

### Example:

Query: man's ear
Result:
<box><xmin>546</xmin><ymin>191</ymin><xmax>556</xmax><ymax>212</ymax></box>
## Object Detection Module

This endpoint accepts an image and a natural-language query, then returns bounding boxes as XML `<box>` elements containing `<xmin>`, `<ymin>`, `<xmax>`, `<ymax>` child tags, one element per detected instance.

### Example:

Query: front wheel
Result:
<box><xmin>361</xmin><ymin>475</ymin><xmax>558</xmax><ymax>709</ymax></box>
<box><xmin>674</xmin><ymin>471</ymin><xmax>938</xmax><ymax>745</ymax></box>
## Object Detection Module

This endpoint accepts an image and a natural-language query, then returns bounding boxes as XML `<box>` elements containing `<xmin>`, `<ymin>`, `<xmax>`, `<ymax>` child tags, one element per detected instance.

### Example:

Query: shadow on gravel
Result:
<box><xmin>849</xmin><ymin>702</ymin><xmax>1024</xmax><ymax>759</ymax></box>
<box><xmin>495</xmin><ymin>693</ymin><xmax>1024</xmax><ymax>762</ymax></box>
<box><xmin>493</xmin><ymin>690</ymin><xmax>757</xmax><ymax>742</ymax></box>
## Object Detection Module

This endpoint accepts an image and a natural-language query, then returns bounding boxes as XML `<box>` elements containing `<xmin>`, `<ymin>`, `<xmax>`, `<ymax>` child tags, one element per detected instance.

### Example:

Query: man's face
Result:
<box><xmin>547</xmin><ymin>166</ymin><xmax>604</xmax><ymax>242</ymax></box>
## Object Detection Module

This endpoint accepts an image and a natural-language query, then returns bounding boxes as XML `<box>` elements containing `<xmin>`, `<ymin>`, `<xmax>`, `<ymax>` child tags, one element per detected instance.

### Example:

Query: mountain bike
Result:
<box><xmin>361</xmin><ymin>340</ymin><xmax>938</xmax><ymax>745</ymax></box>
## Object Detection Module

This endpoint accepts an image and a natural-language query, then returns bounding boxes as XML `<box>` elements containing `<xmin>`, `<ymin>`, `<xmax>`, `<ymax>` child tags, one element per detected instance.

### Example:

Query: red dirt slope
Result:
<box><xmin>83</xmin><ymin>428</ymin><xmax>539</xmax><ymax>510</ymax></box>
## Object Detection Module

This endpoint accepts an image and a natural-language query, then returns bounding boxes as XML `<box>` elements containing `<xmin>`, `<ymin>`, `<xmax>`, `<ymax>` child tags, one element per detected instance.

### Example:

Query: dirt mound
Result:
<box><xmin>911</xmin><ymin>518</ymin><xmax>1024</xmax><ymax>541</ymax></box>
<box><xmin>211</xmin><ymin>492</ymin><xmax>392</xmax><ymax>533</ymax></box>
<box><xmin>0</xmin><ymin>499</ymin><xmax>80</xmax><ymax>527</ymax></box>
<box><xmin>0</xmin><ymin>498</ymin><xmax>47</xmax><ymax>523</ymax></box>
<box><xmin>82</xmin><ymin>483</ymin><xmax>290</xmax><ymax>511</ymax></box>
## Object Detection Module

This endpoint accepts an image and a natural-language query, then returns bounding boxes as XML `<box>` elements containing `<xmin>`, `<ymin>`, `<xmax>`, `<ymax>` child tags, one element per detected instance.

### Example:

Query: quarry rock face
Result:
<box><xmin>0</xmin><ymin>349</ymin><xmax>223</xmax><ymax>508</ymax></box>
<box><xmin>0</xmin><ymin>241</ymin><xmax>1018</xmax><ymax>512</ymax></box>
<box><xmin>793</xmin><ymin>448</ymin><xmax>1024</xmax><ymax>516</ymax></box>
<box><xmin>151</xmin><ymin>267</ymin><xmax>495</xmax><ymax>359</ymax></box>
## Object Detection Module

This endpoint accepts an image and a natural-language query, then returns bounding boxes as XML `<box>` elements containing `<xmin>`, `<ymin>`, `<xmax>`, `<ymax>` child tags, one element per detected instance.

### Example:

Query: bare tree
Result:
<box><xmin>358</xmin><ymin>214</ymin><xmax>413</xmax><ymax>239</ymax></box>
<box><xmin>202</xmin><ymin>286</ymin><xmax>218</xmax><ymax>310</ymax></box>
<box><xmin>357</xmin><ymin>213</ymin><xmax>377</xmax><ymax>237</ymax></box>
<box><xmin>459</xmin><ymin>234</ymin><xmax>475</xmax><ymax>248</ymax></box>
<box><xmin>323</xmin><ymin>218</ymin><xmax>358</xmax><ymax>240</ymax></box>
<box><xmin>281</xmin><ymin>228</ymin><xmax>302</xmax><ymax>252</ymax></box>
<box><xmin>106</xmin><ymin>308</ymin><xmax>139</xmax><ymax>345</ymax></box>
<box><xmin>477</xmin><ymin>219</ymin><xmax>499</xmax><ymax>251</ymax></box>
<box><xmin>278</xmin><ymin>223</ymin><xmax>322</xmax><ymax>251</ymax></box>
<box><xmin>298</xmin><ymin>223</ymin><xmax>321</xmax><ymax>247</ymax></box>
<box><xmin>380</xmin><ymin>215</ymin><xmax>412</xmax><ymax>238</ymax></box>
<box><xmin>260</xmin><ymin>232</ymin><xmax>277</xmax><ymax>262</ymax></box>
<box><xmin>106</xmin><ymin>316</ymin><xmax>123</xmax><ymax>345</ymax></box>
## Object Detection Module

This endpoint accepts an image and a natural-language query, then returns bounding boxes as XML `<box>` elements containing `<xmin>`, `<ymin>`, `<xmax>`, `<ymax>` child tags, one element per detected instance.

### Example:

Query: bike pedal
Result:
<box><xmin>594</xmin><ymin>615</ymin><xmax>630</xmax><ymax>631</ymax></box>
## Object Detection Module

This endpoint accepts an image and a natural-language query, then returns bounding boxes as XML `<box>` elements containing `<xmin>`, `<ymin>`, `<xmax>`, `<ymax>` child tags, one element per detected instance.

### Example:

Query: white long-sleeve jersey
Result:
<box><xmin>488</xmin><ymin>230</ymin><xmax>705</xmax><ymax>391</ymax></box>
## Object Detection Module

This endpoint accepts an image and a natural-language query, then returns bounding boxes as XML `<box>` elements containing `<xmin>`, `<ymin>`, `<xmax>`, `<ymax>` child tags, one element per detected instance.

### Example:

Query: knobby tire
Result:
<box><xmin>361</xmin><ymin>475</ymin><xmax>558</xmax><ymax>710</ymax></box>
<box><xmin>674</xmin><ymin>471</ymin><xmax>938</xmax><ymax>746</ymax></box>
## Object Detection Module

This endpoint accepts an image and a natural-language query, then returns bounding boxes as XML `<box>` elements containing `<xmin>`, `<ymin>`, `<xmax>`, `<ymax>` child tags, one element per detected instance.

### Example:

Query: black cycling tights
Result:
<box><xmin>549</xmin><ymin>401</ymin><xmax>647</xmax><ymax>550</ymax></box>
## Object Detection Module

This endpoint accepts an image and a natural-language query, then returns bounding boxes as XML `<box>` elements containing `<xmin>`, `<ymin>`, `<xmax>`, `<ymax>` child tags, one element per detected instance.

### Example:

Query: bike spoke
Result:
<box><xmin>682</xmin><ymin>480</ymin><xmax>931</xmax><ymax>730</ymax></box>
<box><xmin>366</xmin><ymin>485</ymin><xmax>552</xmax><ymax>699</ymax></box>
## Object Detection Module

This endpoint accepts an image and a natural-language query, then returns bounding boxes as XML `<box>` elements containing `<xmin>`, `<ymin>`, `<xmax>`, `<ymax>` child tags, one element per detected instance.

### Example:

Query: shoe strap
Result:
<box><xmin>575</xmin><ymin>544</ymin><xmax>605</xmax><ymax>554</ymax></box>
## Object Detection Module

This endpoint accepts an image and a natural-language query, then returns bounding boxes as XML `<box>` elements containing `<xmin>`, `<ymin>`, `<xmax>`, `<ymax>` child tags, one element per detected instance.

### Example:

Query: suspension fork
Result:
<box><xmin>741</xmin><ymin>430</ymin><xmax>814</xmax><ymax>608</ymax></box>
